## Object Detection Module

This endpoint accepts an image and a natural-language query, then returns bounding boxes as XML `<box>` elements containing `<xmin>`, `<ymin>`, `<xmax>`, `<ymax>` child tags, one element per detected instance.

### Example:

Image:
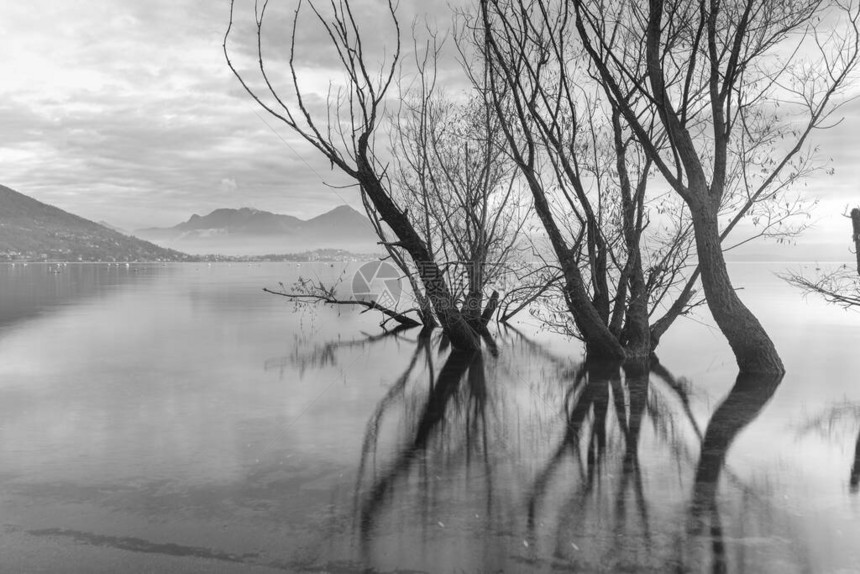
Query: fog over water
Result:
<box><xmin>0</xmin><ymin>262</ymin><xmax>859</xmax><ymax>572</ymax></box>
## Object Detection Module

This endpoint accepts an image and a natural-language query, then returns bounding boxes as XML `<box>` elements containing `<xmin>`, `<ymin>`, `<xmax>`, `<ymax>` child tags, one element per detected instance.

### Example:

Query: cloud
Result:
<box><xmin>0</xmin><ymin>0</ymin><xmax>856</xmax><ymax>254</ymax></box>
<box><xmin>0</xmin><ymin>0</ymin><xmax>365</xmax><ymax>229</ymax></box>
<box><xmin>219</xmin><ymin>178</ymin><xmax>239</xmax><ymax>192</ymax></box>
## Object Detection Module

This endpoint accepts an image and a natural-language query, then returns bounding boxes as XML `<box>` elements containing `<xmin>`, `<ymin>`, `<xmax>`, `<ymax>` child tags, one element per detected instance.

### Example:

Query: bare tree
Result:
<box><xmin>389</xmin><ymin>29</ymin><xmax>529</xmax><ymax>329</ymax></box>
<box><xmin>477</xmin><ymin>0</ymin><xmax>704</xmax><ymax>362</ymax></box>
<box><xmin>224</xmin><ymin>0</ymin><xmax>520</xmax><ymax>350</ymax></box>
<box><xmin>565</xmin><ymin>0</ymin><xmax>860</xmax><ymax>373</ymax></box>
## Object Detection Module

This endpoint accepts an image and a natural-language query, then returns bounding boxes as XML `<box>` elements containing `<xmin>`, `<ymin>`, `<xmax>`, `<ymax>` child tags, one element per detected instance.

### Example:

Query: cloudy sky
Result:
<box><xmin>1</xmin><ymin>0</ymin><xmax>859</xmax><ymax>257</ymax></box>
<box><xmin>0</xmin><ymin>0</ymin><xmax>426</xmax><ymax>230</ymax></box>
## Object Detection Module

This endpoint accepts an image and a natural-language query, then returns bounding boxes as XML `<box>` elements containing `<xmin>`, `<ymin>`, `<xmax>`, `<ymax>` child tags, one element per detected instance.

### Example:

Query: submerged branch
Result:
<box><xmin>263</xmin><ymin>287</ymin><xmax>421</xmax><ymax>327</ymax></box>
<box><xmin>782</xmin><ymin>271</ymin><xmax>860</xmax><ymax>308</ymax></box>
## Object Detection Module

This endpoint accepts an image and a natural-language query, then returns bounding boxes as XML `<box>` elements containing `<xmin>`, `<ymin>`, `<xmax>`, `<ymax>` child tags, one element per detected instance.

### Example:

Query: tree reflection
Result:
<box><xmin>355</xmin><ymin>346</ymin><xmax>482</xmax><ymax>540</ymax></box>
<box><xmin>264</xmin><ymin>324</ymin><xmax>418</xmax><ymax>377</ymax></box>
<box><xmin>688</xmin><ymin>371</ymin><xmax>782</xmax><ymax>574</ymax></box>
<box><xmin>847</xmin><ymin>436</ymin><xmax>860</xmax><ymax>490</ymax></box>
<box><xmin>797</xmin><ymin>402</ymin><xmax>860</xmax><ymax>493</ymax></box>
<box><xmin>344</xmin><ymin>328</ymin><xmax>797</xmax><ymax>572</ymax></box>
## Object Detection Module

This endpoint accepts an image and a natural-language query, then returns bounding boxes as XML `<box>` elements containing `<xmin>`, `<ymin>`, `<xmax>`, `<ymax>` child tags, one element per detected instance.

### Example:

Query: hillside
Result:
<box><xmin>135</xmin><ymin>204</ymin><xmax>380</xmax><ymax>255</ymax></box>
<box><xmin>0</xmin><ymin>184</ymin><xmax>192</xmax><ymax>262</ymax></box>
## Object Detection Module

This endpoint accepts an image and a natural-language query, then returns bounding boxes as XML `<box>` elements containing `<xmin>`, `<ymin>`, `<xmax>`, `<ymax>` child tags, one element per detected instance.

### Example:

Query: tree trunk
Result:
<box><xmin>517</xmin><ymin>170</ymin><xmax>625</xmax><ymax>361</ymax></box>
<box><xmin>851</xmin><ymin>207</ymin><xmax>860</xmax><ymax>276</ymax></box>
<box><xmin>416</xmin><ymin>292</ymin><xmax>438</xmax><ymax>330</ymax></box>
<box><xmin>461</xmin><ymin>289</ymin><xmax>484</xmax><ymax>328</ymax></box>
<box><xmin>689</xmin><ymin>202</ymin><xmax>784</xmax><ymax>374</ymax></box>
<box><xmin>480</xmin><ymin>290</ymin><xmax>499</xmax><ymax>327</ymax></box>
<box><xmin>621</xmin><ymin>254</ymin><xmax>651</xmax><ymax>362</ymax></box>
<box><xmin>566</xmin><ymin>269</ymin><xmax>626</xmax><ymax>361</ymax></box>
<box><xmin>618</xmin><ymin>204</ymin><xmax>650</xmax><ymax>360</ymax></box>
<box><xmin>612</xmin><ymin>108</ymin><xmax>650</xmax><ymax>361</ymax></box>
<box><xmin>355</xmin><ymin>150</ymin><xmax>480</xmax><ymax>352</ymax></box>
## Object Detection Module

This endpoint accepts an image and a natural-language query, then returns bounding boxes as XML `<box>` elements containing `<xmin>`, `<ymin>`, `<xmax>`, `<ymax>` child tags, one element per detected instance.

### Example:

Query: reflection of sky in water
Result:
<box><xmin>0</xmin><ymin>262</ymin><xmax>859</xmax><ymax>572</ymax></box>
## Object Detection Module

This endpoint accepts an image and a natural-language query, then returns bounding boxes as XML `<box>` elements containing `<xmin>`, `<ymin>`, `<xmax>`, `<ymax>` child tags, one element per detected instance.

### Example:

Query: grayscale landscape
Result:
<box><xmin>2</xmin><ymin>1</ymin><xmax>860</xmax><ymax>573</ymax></box>
<box><xmin>134</xmin><ymin>205</ymin><xmax>380</xmax><ymax>256</ymax></box>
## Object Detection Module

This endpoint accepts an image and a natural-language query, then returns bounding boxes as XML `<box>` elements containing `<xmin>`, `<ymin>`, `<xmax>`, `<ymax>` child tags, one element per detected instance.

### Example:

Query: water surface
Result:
<box><xmin>1</xmin><ymin>262</ymin><xmax>859</xmax><ymax>573</ymax></box>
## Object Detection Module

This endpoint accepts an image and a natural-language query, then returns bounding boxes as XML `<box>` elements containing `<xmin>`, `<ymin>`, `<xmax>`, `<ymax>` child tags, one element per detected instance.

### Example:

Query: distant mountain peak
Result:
<box><xmin>208</xmin><ymin>206</ymin><xmax>262</xmax><ymax>215</ymax></box>
<box><xmin>307</xmin><ymin>204</ymin><xmax>367</xmax><ymax>223</ymax></box>
<box><xmin>134</xmin><ymin>203</ymin><xmax>378</xmax><ymax>256</ymax></box>
<box><xmin>328</xmin><ymin>204</ymin><xmax>362</xmax><ymax>214</ymax></box>
<box><xmin>152</xmin><ymin>204</ymin><xmax>366</xmax><ymax>232</ymax></box>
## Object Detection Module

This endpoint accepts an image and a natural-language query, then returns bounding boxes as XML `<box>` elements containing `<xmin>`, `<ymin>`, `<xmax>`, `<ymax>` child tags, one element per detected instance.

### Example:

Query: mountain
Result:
<box><xmin>135</xmin><ymin>205</ymin><xmax>380</xmax><ymax>256</ymax></box>
<box><xmin>139</xmin><ymin>207</ymin><xmax>302</xmax><ymax>239</ymax></box>
<box><xmin>302</xmin><ymin>205</ymin><xmax>376</xmax><ymax>238</ymax></box>
<box><xmin>0</xmin><ymin>184</ymin><xmax>192</xmax><ymax>262</ymax></box>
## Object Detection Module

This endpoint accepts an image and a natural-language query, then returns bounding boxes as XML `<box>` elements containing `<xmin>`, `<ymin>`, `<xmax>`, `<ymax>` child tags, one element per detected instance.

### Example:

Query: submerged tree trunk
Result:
<box><xmin>851</xmin><ymin>208</ymin><xmax>860</xmax><ymax>275</ymax></box>
<box><xmin>690</xmin><ymin>201</ymin><xmax>784</xmax><ymax>374</ymax></box>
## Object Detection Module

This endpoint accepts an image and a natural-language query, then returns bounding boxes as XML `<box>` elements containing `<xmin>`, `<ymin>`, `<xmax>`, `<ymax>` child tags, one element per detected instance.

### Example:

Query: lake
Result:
<box><xmin>1</xmin><ymin>262</ymin><xmax>859</xmax><ymax>573</ymax></box>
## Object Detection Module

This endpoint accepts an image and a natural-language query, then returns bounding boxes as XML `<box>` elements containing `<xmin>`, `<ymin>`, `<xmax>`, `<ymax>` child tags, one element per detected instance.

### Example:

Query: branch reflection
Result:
<box><xmin>356</xmin><ymin>346</ymin><xmax>481</xmax><ymax>539</ymax></box>
<box><xmin>345</xmin><ymin>328</ymin><xmax>801</xmax><ymax>572</ymax></box>
<box><xmin>797</xmin><ymin>401</ymin><xmax>860</xmax><ymax>493</ymax></box>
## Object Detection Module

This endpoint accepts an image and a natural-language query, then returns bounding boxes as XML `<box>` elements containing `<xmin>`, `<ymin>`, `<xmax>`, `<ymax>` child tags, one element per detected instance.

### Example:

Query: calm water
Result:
<box><xmin>1</xmin><ymin>262</ymin><xmax>859</xmax><ymax>573</ymax></box>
